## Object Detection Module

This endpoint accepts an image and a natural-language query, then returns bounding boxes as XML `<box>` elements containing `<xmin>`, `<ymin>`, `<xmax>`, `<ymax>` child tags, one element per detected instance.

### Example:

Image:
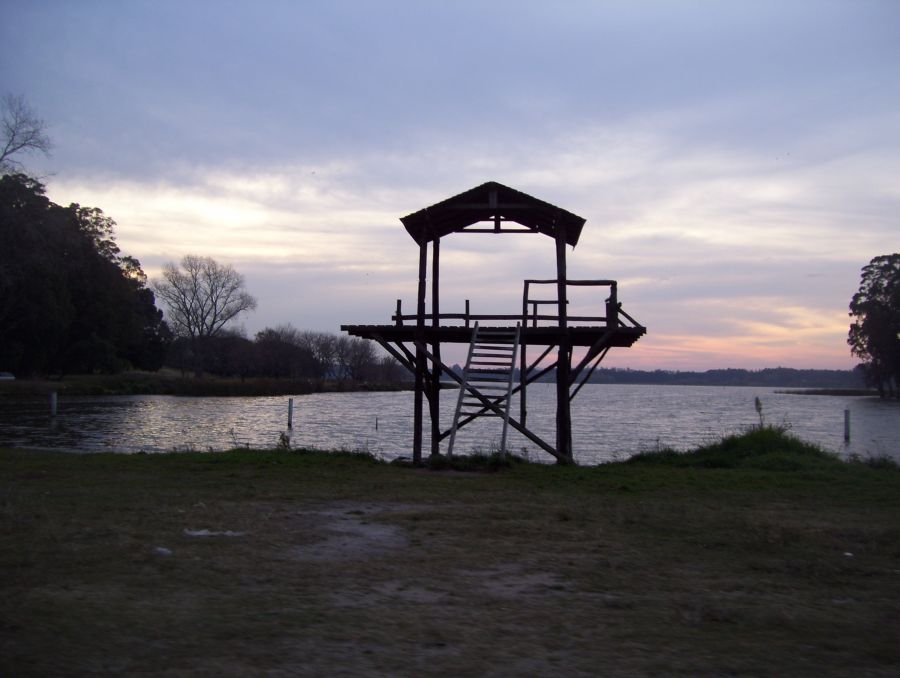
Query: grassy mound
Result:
<box><xmin>625</xmin><ymin>425</ymin><xmax>845</xmax><ymax>471</ymax></box>
<box><xmin>418</xmin><ymin>451</ymin><xmax>528</xmax><ymax>472</ymax></box>
<box><xmin>291</xmin><ymin>426</ymin><xmax>892</xmax><ymax>474</ymax></box>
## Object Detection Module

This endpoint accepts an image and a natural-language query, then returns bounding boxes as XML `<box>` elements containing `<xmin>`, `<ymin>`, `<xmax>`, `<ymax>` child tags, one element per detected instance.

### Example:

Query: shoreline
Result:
<box><xmin>0</xmin><ymin>372</ymin><xmax>413</xmax><ymax>397</ymax></box>
<box><xmin>2</xmin><ymin>376</ymin><xmax>877</xmax><ymax>399</ymax></box>
<box><xmin>775</xmin><ymin>388</ymin><xmax>880</xmax><ymax>396</ymax></box>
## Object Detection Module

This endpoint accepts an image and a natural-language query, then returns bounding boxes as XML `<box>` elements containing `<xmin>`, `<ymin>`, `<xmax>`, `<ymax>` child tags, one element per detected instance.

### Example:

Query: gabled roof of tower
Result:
<box><xmin>400</xmin><ymin>181</ymin><xmax>586</xmax><ymax>247</ymax></box>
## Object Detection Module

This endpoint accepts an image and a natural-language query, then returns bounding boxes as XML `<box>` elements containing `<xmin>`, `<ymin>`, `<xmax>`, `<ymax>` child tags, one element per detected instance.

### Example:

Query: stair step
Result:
<box><xmin>448</xmin><ymin>322</ymin><xmax>521</xmax><ymax>458</ymax></box>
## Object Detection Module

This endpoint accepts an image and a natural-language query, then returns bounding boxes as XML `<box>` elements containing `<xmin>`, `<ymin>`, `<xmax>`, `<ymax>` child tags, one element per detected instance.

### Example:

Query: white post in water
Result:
<box><xmin>287</xmin><ymin>398</ymin><xmax>294</xmax><ymax>430</ymax></box>
<box><xmin>844</xmin><ymin>409</ymin><xmax>850</xmax><ymax>443</ymax></box>
<box><xmin>50</xmin><ymin>391</ymin><xmax>57</xmax><ymax>417</ymax></box>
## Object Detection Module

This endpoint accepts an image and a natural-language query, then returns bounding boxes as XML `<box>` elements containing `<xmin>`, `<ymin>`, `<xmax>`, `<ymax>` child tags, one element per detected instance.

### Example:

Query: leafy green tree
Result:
<box><xmin>0</xmin><ymin>173</ymin><xmax>171</xmax><ymax>375</ymax></box>
<box><xmin>848</xmin><ymin>254</ymin><xmax>900</xmax><ymax>398</ymax></box>
<box><xmin>0</xmin><ymin>174</ymin><xmax>70</xmax><ymax>373</ymax></box>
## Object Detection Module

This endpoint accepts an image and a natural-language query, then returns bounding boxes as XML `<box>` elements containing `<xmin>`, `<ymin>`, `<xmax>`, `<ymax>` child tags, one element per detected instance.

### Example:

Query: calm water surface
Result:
<box><xmin>0</xmin><ymin>384</ymin><xmax>897</xmax><ymax>464</ymax></box>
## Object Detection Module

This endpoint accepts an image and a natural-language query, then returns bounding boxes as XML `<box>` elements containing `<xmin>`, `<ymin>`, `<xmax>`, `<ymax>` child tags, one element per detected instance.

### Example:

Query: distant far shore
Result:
<box><xmin>538</xmin><ymin>366</ymin><xmax>865</xmax><ymax>389</ymax></box>
<box><xmin>438</xmin><ymin>365</ymin><xmax>863</xmax><ymax>389</ymax></box>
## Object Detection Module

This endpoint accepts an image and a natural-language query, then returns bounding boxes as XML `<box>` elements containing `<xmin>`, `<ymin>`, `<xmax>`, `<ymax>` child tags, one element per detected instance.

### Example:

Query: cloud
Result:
<box><xmin>43</xmin><ymin>99</ymin><xmax>888</xmax><ymax>369</ymax></box>
<box><xmin>6</xmin><ymin>1</ymin><xmax>899</xmax><ymax>369</ymax></box>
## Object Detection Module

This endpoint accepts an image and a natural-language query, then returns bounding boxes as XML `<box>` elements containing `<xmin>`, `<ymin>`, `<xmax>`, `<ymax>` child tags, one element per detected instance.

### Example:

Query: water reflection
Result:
<box><xmin>0</xmin><ymin>385</ymin><xmax>897</xmax><ymax>464</ymax></box>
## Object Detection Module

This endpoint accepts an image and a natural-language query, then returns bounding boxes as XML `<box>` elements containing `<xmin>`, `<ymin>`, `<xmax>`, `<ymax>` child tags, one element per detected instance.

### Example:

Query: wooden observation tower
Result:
<box><xmin>341</xmin><ymin>181</ymin><xmax>645</xmax><ymax>464</ymax></box>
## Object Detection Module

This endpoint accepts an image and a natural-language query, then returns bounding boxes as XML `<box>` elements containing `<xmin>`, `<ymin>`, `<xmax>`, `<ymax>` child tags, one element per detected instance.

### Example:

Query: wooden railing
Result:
<box><xmin>391</xmin><ymin>279</ymin><xmax>642</xmax><ymax>330</ymax></box>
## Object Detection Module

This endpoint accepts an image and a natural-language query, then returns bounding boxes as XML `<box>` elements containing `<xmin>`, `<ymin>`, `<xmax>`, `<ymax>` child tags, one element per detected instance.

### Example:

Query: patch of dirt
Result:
<box><xmin>287</xmin><ymin>502</ymin><xmax>411</xmax><ymax>562</ymax></box>
<box><xmin>465</xmin><ymin>563</ymin><xmax>575</xmax><ymax>598</ymax></box>
<box><xmin>330</xmin><ymin>580</ymin><xmax>449</xmax><ymax>607</ymax></box>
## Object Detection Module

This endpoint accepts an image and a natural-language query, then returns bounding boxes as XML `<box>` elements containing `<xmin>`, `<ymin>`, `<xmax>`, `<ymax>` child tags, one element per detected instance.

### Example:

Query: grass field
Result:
<box><xmin>2</xmin><ymin>429</ymin><xmax>899</xmax><ymax>676</ymax></box>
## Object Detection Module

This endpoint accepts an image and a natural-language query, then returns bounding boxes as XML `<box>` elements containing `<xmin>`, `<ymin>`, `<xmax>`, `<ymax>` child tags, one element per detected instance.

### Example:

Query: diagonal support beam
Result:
<box><xmin>371</xmin><ymin>334</ymin><xmax>415</xmax><ymax>374</ymax></box>
<box><xmin>415</xmin><ymin>340</ymin><xmax>561</xmax><ymax>460</ymax></box>
<box><xmin>523</xmin><ymin>358</ymin><xmax>558</xmax><ymax>387</ymax></box>
<box><xmin>372</xmin><ymin>337</ymin><xmax>435</xmax><ymax>391</ymax></box>
<box><xmin>568</xmin><ymin>329</ymin><xmax>615</xmax><ymax>385</ymax></box>
<box><xmin>570</xmin><ymin>346</ymin><xmax>610</xmax><ymax>402</ymax></box>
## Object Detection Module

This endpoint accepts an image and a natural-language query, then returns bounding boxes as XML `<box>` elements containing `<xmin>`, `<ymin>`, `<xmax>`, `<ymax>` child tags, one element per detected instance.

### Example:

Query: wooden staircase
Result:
<box><xmin>447</xmin><ymin>322</ymin><xmax>521</xmax><ymax>457</ymax></box>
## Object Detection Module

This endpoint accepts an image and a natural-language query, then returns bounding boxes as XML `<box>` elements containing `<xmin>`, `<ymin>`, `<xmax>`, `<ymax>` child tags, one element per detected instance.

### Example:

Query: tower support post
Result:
<box><xmin>413</xmin><ymin>239</ymin><xmax>427</xmax><ymax>464</ymax></box>
<box><xmin>555</xmin><ymin>223</ymin><xmax>573</xmax><ymax>464</ymax></box>
<box><xmin>429</xmin><ymin>238</ymin><xmax>442</xmax><ymax>457</ymax></box>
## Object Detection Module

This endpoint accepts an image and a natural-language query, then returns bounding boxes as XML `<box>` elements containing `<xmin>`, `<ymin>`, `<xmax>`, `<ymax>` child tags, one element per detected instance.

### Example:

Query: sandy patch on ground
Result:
<box><xmin>287</xmin><ymin>502</ymin><xmax>411</xmax><ymax>562</ymax></box>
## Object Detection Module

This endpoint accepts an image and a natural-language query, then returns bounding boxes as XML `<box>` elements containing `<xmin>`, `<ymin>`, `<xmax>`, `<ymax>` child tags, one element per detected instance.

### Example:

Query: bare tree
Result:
<box><xmin>375</xmin><ymin>353</ymin><xmax>408</xmax><ymax>383</ymax></box>
<box><xmin>334</xmin><ymin>335</ymin><xmax>377</xmax><ymax>382</ymax></box>
<box><xmin>1</xmin><ymin>94</ymin><xmax>52</xmax><ymax>174</ymax></box>
<box><xmin>152</xmin><ymin>255</ymin><xmax>257</xmax><ymax>375</ymax></box>
<box><xmin>255</xmin><ymin>324</ymin><xmax>318</xmax><ymax>379</ymax></box>
<box><xmin>298</xmin><ymin>331</ymin><xmax>338</xmax><ymax>380</ymax></box>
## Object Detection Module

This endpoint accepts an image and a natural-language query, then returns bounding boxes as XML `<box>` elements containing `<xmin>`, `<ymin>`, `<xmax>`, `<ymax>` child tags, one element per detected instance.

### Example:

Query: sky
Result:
<box><xmin>2</xmin><ymin>1</ymin><xmax>898</xmax><ymax>371</ymax></box>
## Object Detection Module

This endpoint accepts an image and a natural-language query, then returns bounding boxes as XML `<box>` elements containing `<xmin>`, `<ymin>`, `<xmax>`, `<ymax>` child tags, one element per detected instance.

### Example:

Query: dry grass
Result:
<box><xmin>2</xmin><ymin>441</ymin><xmax>899</xmax><ymax>676</ymax></box>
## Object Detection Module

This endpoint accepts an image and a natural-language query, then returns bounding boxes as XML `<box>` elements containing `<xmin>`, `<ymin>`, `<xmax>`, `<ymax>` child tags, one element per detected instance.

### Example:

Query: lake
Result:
<box><xmin>0</xmin><ymin>384</ymin><xmax>897</xmax><ymax>464</ymax></box>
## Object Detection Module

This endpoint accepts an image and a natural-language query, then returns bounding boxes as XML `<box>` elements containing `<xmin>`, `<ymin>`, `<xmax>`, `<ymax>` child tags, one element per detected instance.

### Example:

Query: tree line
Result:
<box><xmin>150</xmin><ymin>255</ymin><xmax>406</xmax><ymax>383</ymax></box>
<box><xmin>0</xmin><ymin>93</ymin><xmax>405</xmax><ymax>383</ymax></box>
<box><xmin>0</xmin><ymin>176</ymin><xmax>404</xmax><ymax>382</ymax></box>
<box><xmin>0</xmin><ymin>173</ymin><xmax>403</xmax><ymax>383</ymax></box>
<box><xmin>168</xmin><ymin>326</ymin><xmax>406</xmax><ymax>383</ymax></box>
<box><xmin>551</xmin><ymin>366</ymin><xmax>865</xmax><ymax>388</ymax></box>
<box><xmin>459</xmin><ymin>365</ymin><xmax>866</xmax><ymax>388</ymax></box>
